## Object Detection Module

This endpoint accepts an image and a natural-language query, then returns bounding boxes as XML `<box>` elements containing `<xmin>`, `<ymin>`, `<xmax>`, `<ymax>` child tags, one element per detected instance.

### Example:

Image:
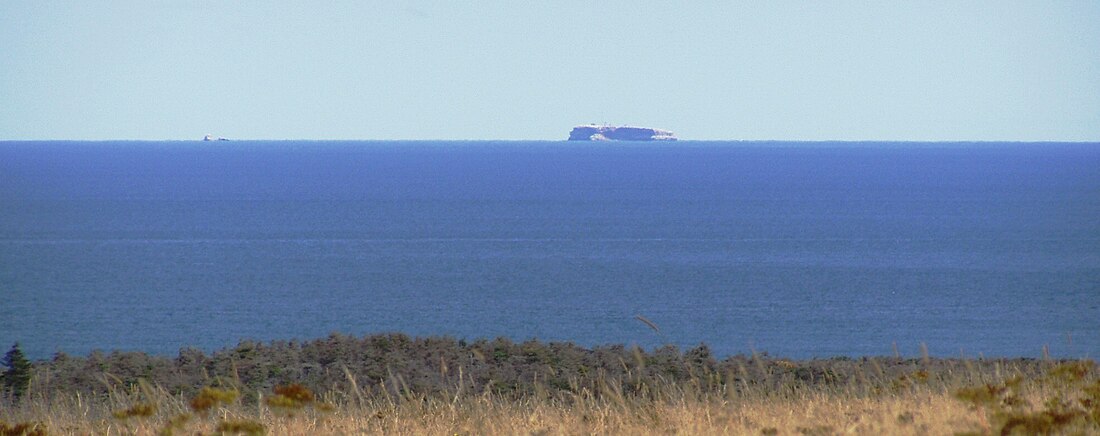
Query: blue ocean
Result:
<box><xmin>1</xmin><ymin>141</ymin><xmax>1097</xmax><ymax>360</ymax></box>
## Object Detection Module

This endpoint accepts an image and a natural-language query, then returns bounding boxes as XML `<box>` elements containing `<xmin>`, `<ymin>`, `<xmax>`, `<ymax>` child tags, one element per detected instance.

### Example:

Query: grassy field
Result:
<box><xmin>2</xmin><ymin>335</ymin><xmax>1097</xmax><ymax>435</ymax></box>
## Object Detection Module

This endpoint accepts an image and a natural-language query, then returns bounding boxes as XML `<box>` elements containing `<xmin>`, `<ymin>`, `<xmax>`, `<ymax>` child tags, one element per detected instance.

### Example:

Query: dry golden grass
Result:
<box><xmin>0</xmin><ymin>391</ymin><xmax>1005</xmax><ymax>435</ymax></box>
<box><xmin>4</xmin><ymin>360</ymin><xmax>1098</xmax><ymax>435</ymax></box>
<box><xmin>0</xmin><ymin>388</ymin><xmax>960</xmax><ymax>435</ymax></box>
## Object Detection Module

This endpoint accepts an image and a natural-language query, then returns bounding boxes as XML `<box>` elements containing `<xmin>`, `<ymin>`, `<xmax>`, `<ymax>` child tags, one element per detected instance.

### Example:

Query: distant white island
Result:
<box><xmin>568</xmin><ymin>124</ymin><xmax>676</xmax><ymax>141</ymax></box>
<box><xmin>202</xmin><ymin>134</ymin><xmax>229</xmax><ymax>141</ymax></box>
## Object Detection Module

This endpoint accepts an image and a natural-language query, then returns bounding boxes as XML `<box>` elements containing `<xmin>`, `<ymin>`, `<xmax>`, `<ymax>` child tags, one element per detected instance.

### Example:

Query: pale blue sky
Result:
<box><xmin>2</xmin><ymin>1</ymin><xmax>1098</xmax><ymax>141</ymax></box>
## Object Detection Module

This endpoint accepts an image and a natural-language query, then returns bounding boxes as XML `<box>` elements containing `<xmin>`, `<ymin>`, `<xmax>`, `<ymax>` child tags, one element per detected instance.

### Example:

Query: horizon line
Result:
<box><xmin>2</xmin><ymin>138</ymin><xmax>1099</xmax><ymax>144</ymax></box>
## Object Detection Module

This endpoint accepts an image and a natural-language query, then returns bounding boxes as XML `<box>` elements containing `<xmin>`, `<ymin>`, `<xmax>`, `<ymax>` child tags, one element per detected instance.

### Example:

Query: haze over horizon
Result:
<box><xmin>2</xmin><ymin>1</ymin><xmax>1098</xmax><ymax>141</ymax></box>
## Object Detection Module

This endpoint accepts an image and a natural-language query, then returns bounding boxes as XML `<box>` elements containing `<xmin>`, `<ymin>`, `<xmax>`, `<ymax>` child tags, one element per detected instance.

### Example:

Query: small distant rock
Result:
<box><xmin>568</xmin><ymin>124</ymin><xmax>676</xmax><ymax>141</ymax></box>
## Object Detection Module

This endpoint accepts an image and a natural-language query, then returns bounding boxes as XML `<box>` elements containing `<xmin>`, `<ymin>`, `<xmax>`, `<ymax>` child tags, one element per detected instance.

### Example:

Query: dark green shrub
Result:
<box><xmin>1</xmin><ymin>343</ymin><xmax>32</xmax><ymax>400</ymax></box>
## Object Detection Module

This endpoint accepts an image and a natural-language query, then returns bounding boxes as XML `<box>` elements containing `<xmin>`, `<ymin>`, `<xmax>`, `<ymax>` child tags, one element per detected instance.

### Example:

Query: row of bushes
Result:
<box><xmin>12</xmin><ymin>333</ymin><xmax>1064</xmax><ymax>401</ymax></box>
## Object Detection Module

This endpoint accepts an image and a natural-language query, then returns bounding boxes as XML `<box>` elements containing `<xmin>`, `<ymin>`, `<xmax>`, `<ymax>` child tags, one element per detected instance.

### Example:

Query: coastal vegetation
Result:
<box><xmin>1</xmin><ymin>334</ymin><xmax>1097</xmax><ymax>434</ymax></box>
<box><xmin>1</xmin><ymin>344</ymin><xmax>32</xmax><ymax>401</ymax></box>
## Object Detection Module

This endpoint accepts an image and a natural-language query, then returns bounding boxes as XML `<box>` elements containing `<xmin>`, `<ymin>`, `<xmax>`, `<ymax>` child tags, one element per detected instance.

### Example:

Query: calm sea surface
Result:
<box><xmin>1</xmin><ymin>141</ymin><xmax>1098</xmax><ymax>360</ymax></box>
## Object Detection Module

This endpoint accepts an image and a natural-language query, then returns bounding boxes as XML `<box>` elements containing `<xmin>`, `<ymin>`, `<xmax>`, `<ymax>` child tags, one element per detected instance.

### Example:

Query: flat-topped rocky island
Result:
<box><xmin>569</xmin><ymin>124</ymin><xmax>677</xmax><ymax>141</ymax></box>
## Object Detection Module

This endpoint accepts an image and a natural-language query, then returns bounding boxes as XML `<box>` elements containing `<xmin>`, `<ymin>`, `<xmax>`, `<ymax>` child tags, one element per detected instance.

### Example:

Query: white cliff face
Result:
<box><xmin>568</xmin><ymin>125</ymin><xmax>676</xmax><ymax>141</ymax></box>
